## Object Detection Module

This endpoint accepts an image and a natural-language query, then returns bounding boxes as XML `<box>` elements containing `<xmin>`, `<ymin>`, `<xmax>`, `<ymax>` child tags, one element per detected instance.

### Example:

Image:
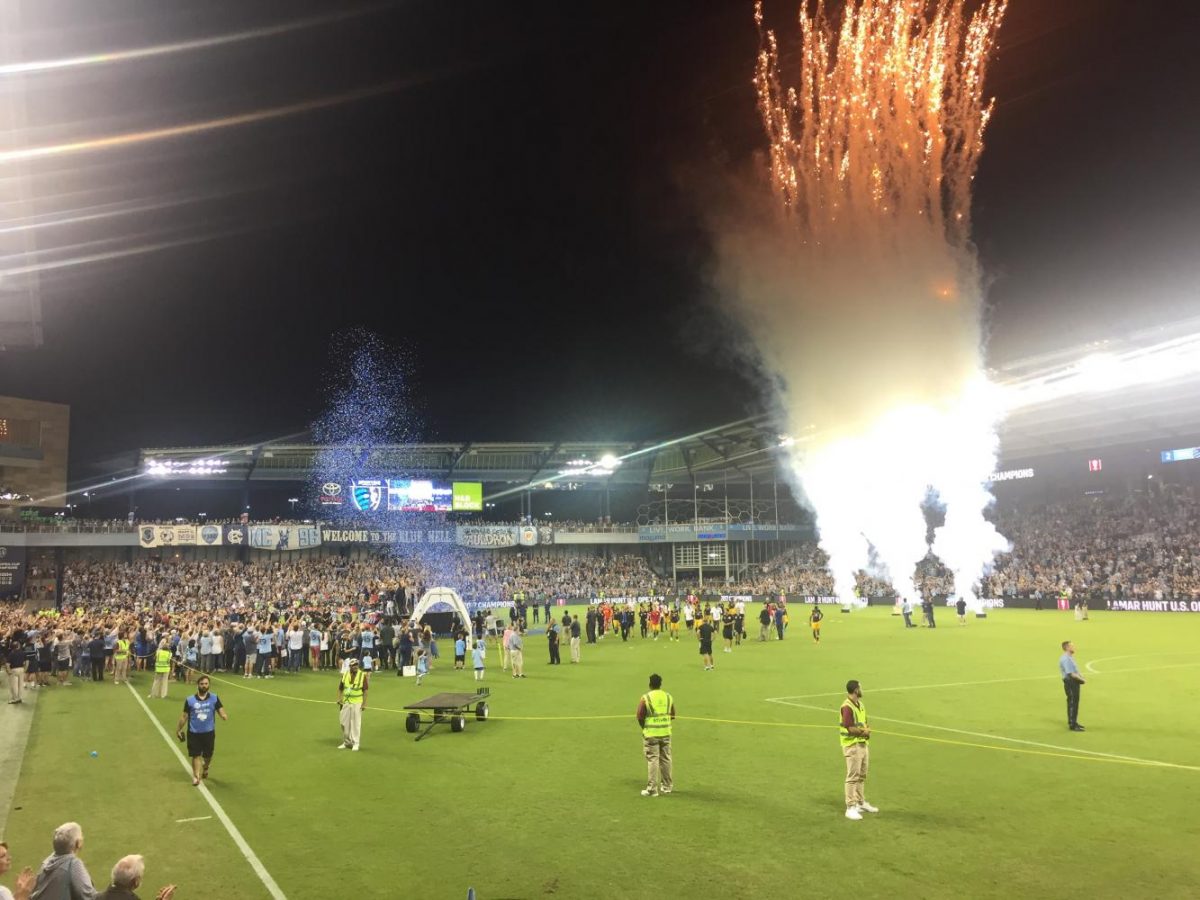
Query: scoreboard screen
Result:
<box><xmin>346</xmin><ymin>479</ymin><xmax>481</xmax><ymax>513</ymax></box>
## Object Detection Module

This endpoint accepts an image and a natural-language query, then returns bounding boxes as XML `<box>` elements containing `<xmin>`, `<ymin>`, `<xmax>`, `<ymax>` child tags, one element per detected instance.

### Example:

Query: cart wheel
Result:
<box><xmin>451</xmin><ymin>715</ymin><xmax>467</xmax><ymax>733</ymax></box>
<box><xmin>405</xmin><ymin>713</ymin><xmax>420</xmax><ymax>734</ymax></box>
<box><xmin>475</xmin><ymin>702</ymin><xmax>489</xmax><ymax>721</ymax></box>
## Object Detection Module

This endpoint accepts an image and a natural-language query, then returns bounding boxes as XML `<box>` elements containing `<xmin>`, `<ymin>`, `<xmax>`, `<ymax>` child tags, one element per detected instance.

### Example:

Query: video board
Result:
<box><xmin>345</xmin><ymin>479</ymin><xmax>482</xmax><ymax>513</ymax></box>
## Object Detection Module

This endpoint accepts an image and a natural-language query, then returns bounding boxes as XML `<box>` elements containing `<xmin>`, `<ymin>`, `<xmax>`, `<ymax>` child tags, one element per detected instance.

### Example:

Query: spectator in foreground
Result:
<box><xmin>1</xmin><ymin>840</ymin><xmax>36</xmax><ymax>900</ymax></box>
<box><xmin>97</xmin><ymin>855</ymin><xmax>175</xmax><ymax>900</ymax></box>
<box><xmin>30</xmin><ymin>821</ymin><xmax>96</xmax><ymax>900</ymax></box>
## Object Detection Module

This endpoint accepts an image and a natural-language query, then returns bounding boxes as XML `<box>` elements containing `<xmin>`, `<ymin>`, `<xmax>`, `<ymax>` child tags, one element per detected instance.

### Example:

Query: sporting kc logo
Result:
<box><xmin>351</xmin><ymin>482</ymin><xmax>383</xmax><ymax>512</ymax></box>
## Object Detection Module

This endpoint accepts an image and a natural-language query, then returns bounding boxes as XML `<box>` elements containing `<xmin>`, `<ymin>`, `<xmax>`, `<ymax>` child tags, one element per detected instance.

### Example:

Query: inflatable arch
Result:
<box><xmin>410</xmin><ymin>586</ymin><xmax>476</xmax><ymax>650</ymax></box>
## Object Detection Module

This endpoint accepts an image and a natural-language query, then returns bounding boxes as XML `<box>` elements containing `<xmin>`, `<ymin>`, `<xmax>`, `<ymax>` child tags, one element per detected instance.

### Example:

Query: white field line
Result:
<box><xmin>1085</xmin><ymin>655</ymin><xmax>1139</xmax><ymax>674</ymax></box>
<box><xmin>766</xmin><ymin>696</ymin><xmax>1198</xmax><ymax>770</ymax></box>
<box><xmin>175</xmin><ymin>815</ymin><xmax>213</xmax><ymax>823</ymax></box>
<box><xmin>127</xmin><ymin>685</ymin><xmax>287</xmax><ymax>899</ymax></box>
<box><xmin>767</xmin><ymin>658</ymin><xmax>1200</xmax><ymax>702</ymax></box>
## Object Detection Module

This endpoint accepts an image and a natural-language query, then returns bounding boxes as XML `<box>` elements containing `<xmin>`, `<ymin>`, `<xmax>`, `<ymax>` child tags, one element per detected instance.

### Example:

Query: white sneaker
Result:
<box><xmin>640</xmin><ymin>788</ymin><xmax>658</xmax><ymax>797</ymax></box>
<box><xmin>336</xmin><ymin>743</ymin><xmax>348</xmax><ymax>750</ymax></box>
<box><xmin>859</xmin><ymin>801</ymin><xmax>879</xmax><ymax>813</ymax></box>
<box><xmin>845</xmin><ymin>807</ymin><xmax>863</xmax><ymax>820</ymax></box>
<box><xmin>351</xmin><ymin>744</ymin><xmax>360</xmax><ymax>752</ymax></box>
<box><xmin>660</xmin><ymin>787</ymin><xmax>673</xmax><ymax>795</ymax></box>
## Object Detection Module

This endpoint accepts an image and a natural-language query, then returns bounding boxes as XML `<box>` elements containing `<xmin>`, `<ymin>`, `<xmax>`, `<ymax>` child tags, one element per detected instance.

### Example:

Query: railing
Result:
<box><xmin>0</xmin><ymin>521</ymin><xmax>136</xmax><ymax>533</ymax></box>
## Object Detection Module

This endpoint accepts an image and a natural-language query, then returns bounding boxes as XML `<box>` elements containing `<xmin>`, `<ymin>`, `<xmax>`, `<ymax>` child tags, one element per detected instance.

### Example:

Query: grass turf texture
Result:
<box><xmin>3</xmin><ymin>607</ymin><xmax>1199</xmax><ymax>900</ymax></box>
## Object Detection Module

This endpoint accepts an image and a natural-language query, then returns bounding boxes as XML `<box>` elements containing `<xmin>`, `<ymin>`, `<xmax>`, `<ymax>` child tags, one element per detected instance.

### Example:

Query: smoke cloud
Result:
<box><xmin>712</xmin><ymin>1</ymin><xmax>1010</xmax><ymax>606</ymax></box>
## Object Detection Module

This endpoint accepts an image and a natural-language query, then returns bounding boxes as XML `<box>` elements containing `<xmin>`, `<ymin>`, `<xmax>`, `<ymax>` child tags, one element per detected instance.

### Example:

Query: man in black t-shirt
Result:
<box><xmin>697</xmin><ymin>620</ymin><xmax>715</xmax><ymax>671</ymax></box>
<box><xmin>721</xmin><ymin>608</ymin><xmax>736</xmax><ymax>654</ymax></box>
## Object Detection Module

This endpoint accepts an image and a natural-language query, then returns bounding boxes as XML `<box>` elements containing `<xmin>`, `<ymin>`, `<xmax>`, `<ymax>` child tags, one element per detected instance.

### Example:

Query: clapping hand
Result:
<box><xmin>16</xmin><ymin>866</ymin><xmax>35</xmax><ymax>896</ymax></box>
<box><xmin>156</xmin><ymin>884</ymin><xmax>177</xmax><ymax>900</ymax></box>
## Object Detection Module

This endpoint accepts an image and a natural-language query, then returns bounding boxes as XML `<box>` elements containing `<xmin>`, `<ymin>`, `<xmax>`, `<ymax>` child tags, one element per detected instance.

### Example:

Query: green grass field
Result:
<box><xmin>3</xmin><ymin>608</ymin><xmax>1199</xmax><ymax>900</ymax></box>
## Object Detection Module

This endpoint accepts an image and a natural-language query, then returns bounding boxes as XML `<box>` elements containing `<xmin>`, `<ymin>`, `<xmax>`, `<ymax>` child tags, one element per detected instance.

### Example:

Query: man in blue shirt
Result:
<box><xmin>1059</xmin><ymin>640</ymin><xmax>1086</xmax><ymax>731</ymax></box>
<box><xmin>176</xmin><ymin>675</ymin><xmax>228</xmax><ymax>786</ymax></box>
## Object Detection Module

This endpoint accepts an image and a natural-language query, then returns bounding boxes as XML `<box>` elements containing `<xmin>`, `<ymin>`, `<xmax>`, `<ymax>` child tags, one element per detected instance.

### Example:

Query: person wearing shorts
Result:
<box><xmin>176</xmin><ymin>675</ymin><xmax>227</xmax><ymax>786</ymax></box>
<box><xmin>697</xmin><ymin>619</ymin><xmax>715</xmax><ymax>671</ymax></box>
<box><xmin>55</xmin><ymin>633</ymin><xmax>73</xmax><ymax>685</ymax></box>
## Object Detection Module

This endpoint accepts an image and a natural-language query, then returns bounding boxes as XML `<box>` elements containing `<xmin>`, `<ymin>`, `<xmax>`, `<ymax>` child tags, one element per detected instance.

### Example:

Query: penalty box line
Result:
<box><xmin>126</xmin><ymin>684</ymin><xmax>288</xmax><ymax>900</ymax></box>
<box><xmin>765</xmin><ymin>696</ymin><xmax>1199</xmax><ymax>771</ymax></box>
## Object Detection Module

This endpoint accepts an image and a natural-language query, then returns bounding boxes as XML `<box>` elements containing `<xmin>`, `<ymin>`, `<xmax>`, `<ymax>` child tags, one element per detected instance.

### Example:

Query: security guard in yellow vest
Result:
<box><xmin>636</xmin><ymin>673</ymin><xmax>676</xmax><ymax>797</ymax></box>
<box><xmin>113</xmin><ymin>633</ymin><xmax>131</xmax><ymax>685</ymax></box>
<box><xmin>336</xmin><ymin>657</ymin><xmax>368</xmax><ymax>751</ymax></box>
<box><xmin>839</xmin><ymin>680</ymin><xmax>879</xmax><ymax>819</ymax></box>
<box><xmin>150</xmin><ymin>640</ymin><xmax>172</xmax><ymax>699</ymax></box>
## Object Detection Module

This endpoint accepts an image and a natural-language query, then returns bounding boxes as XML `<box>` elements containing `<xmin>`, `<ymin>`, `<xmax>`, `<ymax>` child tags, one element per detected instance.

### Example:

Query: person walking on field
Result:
<box><xmin>809</xmin><ymin>606</ymin><xmax>823</xmax><ymax>643</ymax></box>
<box><xmin>840</xmin><ymin>679</ymin><xmax>879</xmax><ymax>820</ymax></box>
<box><xmin>697</xmin><ymin>617</ymin><xmax>715</xmax><ymax>671</ymax></box>
<box><xmin>175</xmin><ymin>675</ymin><xmax>227</xmax><ymax>786</ymax></box>
<box><xmin>336</xmin><ymin>658</ymin><xmax>368</xmax><ymax>751</ymax></box>
<box><xmin>956</xmin><ymin>597</ymin><xmax>968</xmax><ymax>625</ymax></box>
<box><xmin>637</xmin><ymin>673</ymin><xmax>676</xmax><ymax>797</ymax></box>
<box><xmin>1060</xmin><ymin>641</ymin><xmax>1086</xmax><ymax>731</ymax></box>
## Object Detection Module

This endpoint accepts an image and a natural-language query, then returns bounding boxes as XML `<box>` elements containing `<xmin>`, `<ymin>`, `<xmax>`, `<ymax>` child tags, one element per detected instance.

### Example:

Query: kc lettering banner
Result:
<box><xmin>0</xmin><ymin>545</ymin><xmax>26</xmax><ymax>599</ymax></box>
<box><xmin>246</xmin><ymin>525</ymin><xmax>322</xmax><ymax>551</ymax></box>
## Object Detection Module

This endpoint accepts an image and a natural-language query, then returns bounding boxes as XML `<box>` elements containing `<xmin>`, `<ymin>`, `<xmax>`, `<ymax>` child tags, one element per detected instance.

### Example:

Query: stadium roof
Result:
<box><xmin>138</xmin><ymin>319</ymin><xmax>1200</xmax><ymax>489</ymax></box>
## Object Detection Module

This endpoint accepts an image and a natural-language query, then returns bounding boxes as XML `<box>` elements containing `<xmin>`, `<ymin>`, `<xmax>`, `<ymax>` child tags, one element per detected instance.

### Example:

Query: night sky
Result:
<box><xmin>2</xmin><ymin>0</ymin><xmax>1198</xmax><ymax>482</ymax></box>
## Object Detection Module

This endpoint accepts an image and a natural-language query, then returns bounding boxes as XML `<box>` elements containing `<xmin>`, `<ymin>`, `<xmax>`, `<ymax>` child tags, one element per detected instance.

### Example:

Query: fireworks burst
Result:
<box><xmin>754</xmin><ymin>0</ymin><xmax>1005</xmax><ymax>245</ymax></box>
<box><xmin>715</xmin><ymin>0</ymin><xmax>1010</xmax><ymax>607</ymax></box>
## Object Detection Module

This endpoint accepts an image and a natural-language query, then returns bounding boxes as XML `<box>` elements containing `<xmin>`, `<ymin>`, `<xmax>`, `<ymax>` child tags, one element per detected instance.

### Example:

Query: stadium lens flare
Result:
<box><xmin>715</xmin><ymin>0</ymin><xmax>1009</xmax><ymax>609</ymax></box>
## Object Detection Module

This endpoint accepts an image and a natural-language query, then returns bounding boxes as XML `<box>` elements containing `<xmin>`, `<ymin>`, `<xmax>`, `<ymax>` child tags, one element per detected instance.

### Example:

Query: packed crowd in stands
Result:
<box><xmin>2</xmin><ymin>484</ymin><xmax>1197</xmax><ymax>895</ymax></box>
<box><xmin>981</xmin><ymin>482</ymin><xmax>1200</xmax><ymax>600</ymax></box>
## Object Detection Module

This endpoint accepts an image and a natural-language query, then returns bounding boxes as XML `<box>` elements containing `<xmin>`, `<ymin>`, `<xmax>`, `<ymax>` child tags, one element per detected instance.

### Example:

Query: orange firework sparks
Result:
<box><xmin>753</xmin><ymin>0</ymin><xmax>1006</xmax><ymax>247</ymax></box>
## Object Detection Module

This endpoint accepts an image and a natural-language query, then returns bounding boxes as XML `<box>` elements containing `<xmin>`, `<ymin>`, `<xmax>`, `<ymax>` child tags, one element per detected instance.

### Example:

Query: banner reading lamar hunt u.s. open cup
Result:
<box><xmin>246</xmin><ymin>524</ymin><xmax>321</xmax><ymax>551</ymax></box>
<box><xmin>0</xmin><ymin>545</ymin><xmax>27</xmax><ymax>599</ymax></box>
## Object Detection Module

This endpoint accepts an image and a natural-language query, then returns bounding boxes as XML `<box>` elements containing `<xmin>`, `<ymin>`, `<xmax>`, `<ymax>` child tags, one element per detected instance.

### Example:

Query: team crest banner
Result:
<box><xmin>139</xmin><ymin>524</ymin><xmax>199</xmax><ymax>547</ymax></box>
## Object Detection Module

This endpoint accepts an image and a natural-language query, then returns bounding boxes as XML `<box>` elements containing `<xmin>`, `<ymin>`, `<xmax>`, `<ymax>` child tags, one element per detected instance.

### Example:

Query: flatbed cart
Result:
<box><xmin>403</xmin><ymin>688</ymin><xmax>491</xmax><ymax>741</ymax></box>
